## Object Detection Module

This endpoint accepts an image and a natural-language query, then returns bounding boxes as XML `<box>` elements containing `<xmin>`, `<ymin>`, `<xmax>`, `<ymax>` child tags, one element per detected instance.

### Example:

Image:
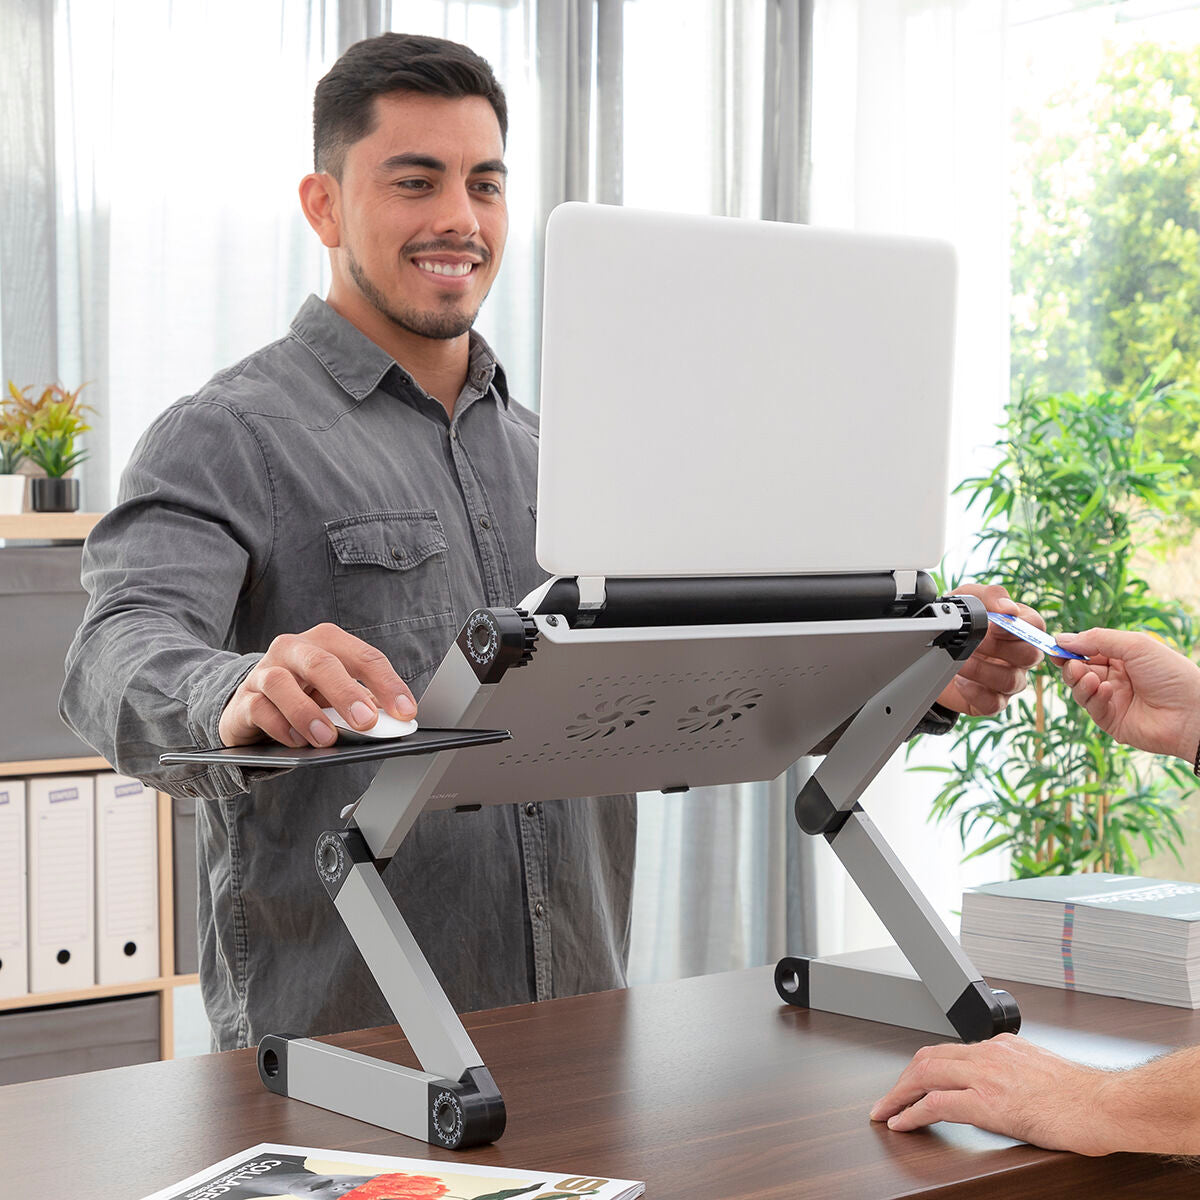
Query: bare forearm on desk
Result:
<box><xmin>1095</xmin><ymin>1043</ymin><xmax>1200</xmax><ymax>1156</ymax></box>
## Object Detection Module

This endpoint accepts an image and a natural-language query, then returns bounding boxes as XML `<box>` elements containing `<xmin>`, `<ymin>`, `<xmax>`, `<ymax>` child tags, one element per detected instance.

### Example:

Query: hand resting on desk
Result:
<box><xmin>870</xmin><ymin>1033</ymin><xmax>1200</xmax><ymax>1156</ymax></box>
<box><xmin>218</xmin><ymin>621</ymin><xmax>417</xmax><ymax>750</ymax></box>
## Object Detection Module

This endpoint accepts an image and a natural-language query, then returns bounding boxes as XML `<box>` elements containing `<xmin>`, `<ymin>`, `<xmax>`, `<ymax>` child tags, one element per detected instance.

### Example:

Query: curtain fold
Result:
<box><xmin>532</xmin><ymin>0</ymin><xmax>624</xmax><ymax>399</ymax></box>
<box><xmin>0</xmin><ymin>0</ymin><xmax>57</xmax><ymax>388</ymax></box>
<box><xmin>762</xmin><ymin>0</ymin><xmax>814</xmax><ymax>223</ymax></box>
<box><xmin>339</xmin><ymin>0</ymin><xmax>392</xmax><ymax>49</ymax></box>
<box><xmin>53</xmin><ymin>0</ymin><xmax>114</xmax><ymax>515</ymax></box>
<box><xmin>1</xmin><ymin>0</ymin><xmax>60</xmax><ymax>509</ymax></box>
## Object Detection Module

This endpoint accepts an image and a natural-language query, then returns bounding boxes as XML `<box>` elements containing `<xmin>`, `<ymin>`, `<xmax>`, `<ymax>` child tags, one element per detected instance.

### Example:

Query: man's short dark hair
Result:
<box><xmin>313</xmin><ymin>32</ymin><xmax>508</xmax><ymax>177</ymax></box>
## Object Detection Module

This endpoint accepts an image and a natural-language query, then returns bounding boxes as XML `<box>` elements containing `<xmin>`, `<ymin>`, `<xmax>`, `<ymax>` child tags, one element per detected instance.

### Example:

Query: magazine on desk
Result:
<box><xmin>138</xmin><ymin>1143</ymin><xmax>645</xmax><ymax>1200</ymax></box>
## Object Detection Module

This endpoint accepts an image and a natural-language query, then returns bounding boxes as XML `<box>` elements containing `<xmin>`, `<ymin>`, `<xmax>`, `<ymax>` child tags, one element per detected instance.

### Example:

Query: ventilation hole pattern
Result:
<box><xmin>564</xmin><ymin>694</ymin><xmax>656</xmax><ymax>741</ymax></box>
<box><xmin>676</xmin><ymin>687</ymin><xmax>764</xmax><ymax>734</ymax></box>
<box><xmin>580</xmin><ymin>664</ymin><xmax>829</xmax><ymax>692</ymax></box>
<box><xmin>497</xmin><ymin>732</ymin><xmax>746</xmax><ymax>768</ymax></box>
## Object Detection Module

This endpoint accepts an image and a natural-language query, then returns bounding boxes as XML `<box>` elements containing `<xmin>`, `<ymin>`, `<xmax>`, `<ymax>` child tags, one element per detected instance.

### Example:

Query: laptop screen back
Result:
<box><xmin>535</xmin><ymin>203</ymin><xmax>957</xmax><ymax>578</ymax></box>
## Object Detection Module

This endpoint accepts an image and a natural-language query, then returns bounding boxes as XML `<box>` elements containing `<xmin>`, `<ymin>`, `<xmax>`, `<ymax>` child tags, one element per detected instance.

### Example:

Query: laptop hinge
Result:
<box><xmin>892</xmin><ymin>570</ymin><xmax>918</xmax><ymax>599</ymax></box>
<box><xmin>574</xmin><ymin>575</ymin><xmax>607</xmax><ymax>626</ymax></box>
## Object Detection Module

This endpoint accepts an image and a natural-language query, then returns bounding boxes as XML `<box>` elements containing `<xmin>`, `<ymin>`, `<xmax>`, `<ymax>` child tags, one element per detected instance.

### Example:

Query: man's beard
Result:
<box><xmin>347</xmin><ymin>248</ymin><xmax>483</xmax><ymax>341</ymax></box>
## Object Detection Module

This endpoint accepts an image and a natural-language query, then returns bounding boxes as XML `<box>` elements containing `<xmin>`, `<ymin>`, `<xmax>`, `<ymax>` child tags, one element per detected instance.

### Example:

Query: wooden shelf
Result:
<box><xmin>0</xmin><ymin>512</ymin><xmax>103</xmax><ymax>541</ymax></box>
<box><xmin>3</xmin><ymin>756</ymin><xmax>109</xmax><ymax>776</ymax></box>
<box><xmin>0</xmin><ymin>974</ymin><xmax>200</xmax><ymax>1014</ymax></box>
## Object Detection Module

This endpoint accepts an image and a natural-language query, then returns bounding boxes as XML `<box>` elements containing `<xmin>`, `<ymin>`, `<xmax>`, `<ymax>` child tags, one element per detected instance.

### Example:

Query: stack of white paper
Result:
<box><xmin>961</xmin><ymin>873</ymin><xmax>1200</xmax><ymax>1009</ymax></box>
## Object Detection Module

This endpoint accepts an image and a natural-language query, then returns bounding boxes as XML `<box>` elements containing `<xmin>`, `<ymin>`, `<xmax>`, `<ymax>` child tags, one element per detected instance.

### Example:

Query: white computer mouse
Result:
<box><xmin>321</xmin><ymin>706</ymin><xmax>418</xmax><ymax>742</ymax></box>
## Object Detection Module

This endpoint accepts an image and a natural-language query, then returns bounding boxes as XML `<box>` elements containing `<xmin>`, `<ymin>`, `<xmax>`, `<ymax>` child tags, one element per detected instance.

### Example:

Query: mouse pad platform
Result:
<box><xmin>159</xmin><ymin>727</ymin><xmax>511</xmax><ymax>771</ymax></box>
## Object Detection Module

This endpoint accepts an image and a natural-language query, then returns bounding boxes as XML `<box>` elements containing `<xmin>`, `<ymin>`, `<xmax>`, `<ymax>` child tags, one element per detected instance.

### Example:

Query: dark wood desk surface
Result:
<box><xmin>4</xmin><ymin>966</ymin><xmax>1200</xmax><ymax>1198</ymax></box>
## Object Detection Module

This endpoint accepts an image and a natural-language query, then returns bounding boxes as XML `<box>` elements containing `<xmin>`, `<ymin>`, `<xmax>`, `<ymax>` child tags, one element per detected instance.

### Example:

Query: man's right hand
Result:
<box><xmin>218</xmin><ymin>623</ymin><xmax>416</xmax><ymax>748</ymax></box>
<box><xmin>1055</xmin><ymin>627</ymin><xmax>1200</xmax><ymax>761</ymax></box>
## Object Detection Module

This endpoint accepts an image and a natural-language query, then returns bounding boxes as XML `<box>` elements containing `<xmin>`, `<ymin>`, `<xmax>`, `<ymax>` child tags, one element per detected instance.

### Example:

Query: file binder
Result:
<box><xmin>95</xmin><ymin>774</ymin><xmax>160</xmax><ymax>985</ymax></box>
<box><xmin>27</xmin><ymin>775</ymin><xmax>95</xmax><ymax>993</ymax></box>
<box><xmin>0</xmin><ymin>779</ymin><xmax>28</xmax><ymax>999</ymax></box>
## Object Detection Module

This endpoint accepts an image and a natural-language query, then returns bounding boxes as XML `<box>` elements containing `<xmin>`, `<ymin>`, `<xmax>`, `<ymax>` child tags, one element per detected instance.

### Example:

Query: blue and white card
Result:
<box><xmin>987</xmin><ymin>611</ymin><xmax>1088</xmax><ymax>661</ymax></box>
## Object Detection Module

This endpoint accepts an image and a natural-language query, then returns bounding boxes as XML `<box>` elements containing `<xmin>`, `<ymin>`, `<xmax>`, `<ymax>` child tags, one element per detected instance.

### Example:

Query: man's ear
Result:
<box><xmin>299</xmin><ymin>172</ymin><xmax>341</xmax><ymax>248</ymax></box>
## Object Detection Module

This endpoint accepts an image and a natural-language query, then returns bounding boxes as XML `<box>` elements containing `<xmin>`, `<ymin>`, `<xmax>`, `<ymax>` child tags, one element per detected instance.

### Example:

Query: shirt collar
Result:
<box><xmin>290</xmin><ymin>294</ymin><xmax>511</xmax><ymax>410</ymax></box>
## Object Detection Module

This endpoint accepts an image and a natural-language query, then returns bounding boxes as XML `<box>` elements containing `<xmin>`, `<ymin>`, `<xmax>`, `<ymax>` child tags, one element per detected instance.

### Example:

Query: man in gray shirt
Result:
<box><xmin>61</xmin><ymin>33</ymin><xmax>1042</xmax><ymax>1051</ymax></box>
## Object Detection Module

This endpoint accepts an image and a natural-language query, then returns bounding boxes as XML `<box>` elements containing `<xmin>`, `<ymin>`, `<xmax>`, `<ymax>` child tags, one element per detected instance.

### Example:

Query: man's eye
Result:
<box><xmin>396</xmin><ymin>178</ymin><xmax>432</xmax><ymax>191</ymax></box>
<box><xmin>472</xmin><ymin>181</ymin><xmax>503</xmax><ymax>196</ymax></box>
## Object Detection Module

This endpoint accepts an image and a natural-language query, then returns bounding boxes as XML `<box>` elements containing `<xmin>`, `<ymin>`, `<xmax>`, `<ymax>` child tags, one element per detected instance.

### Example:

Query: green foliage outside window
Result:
<box><xmin>1011</xmin><ymin>39</ymin><xmax>1200</xmax><ymax>523</ymax></box>
<box><xmin>914</xmin><ymin>367</ymin><xmax>1197</xmax><ymax>877</ymax></box>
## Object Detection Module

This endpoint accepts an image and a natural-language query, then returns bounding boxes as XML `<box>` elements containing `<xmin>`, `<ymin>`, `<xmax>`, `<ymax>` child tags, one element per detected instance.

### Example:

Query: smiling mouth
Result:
<box><xmin>414</xmin><ymin>259</ymin><xmax>476</xmax><ymax>278</ymax></box>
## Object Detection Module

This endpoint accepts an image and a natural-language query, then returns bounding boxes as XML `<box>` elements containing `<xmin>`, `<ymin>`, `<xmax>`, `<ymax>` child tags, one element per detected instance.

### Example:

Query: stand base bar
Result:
<box><xmin>775</xmin><ymin>948</ymin><xmax>1021</xmax><ymax>1041</ymax></box>
<box><xmin>257</xmin><ymin>1035</ymin><xmax>506</xmax><ymax>1148</ymax></box>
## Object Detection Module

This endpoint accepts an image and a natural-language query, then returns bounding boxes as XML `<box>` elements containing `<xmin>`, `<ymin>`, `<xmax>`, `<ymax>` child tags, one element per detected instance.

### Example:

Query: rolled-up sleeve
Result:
<box><xmin>60</xmin><ymin>400</ymin><xmax>275</xmax><ymax>800</ymax></box>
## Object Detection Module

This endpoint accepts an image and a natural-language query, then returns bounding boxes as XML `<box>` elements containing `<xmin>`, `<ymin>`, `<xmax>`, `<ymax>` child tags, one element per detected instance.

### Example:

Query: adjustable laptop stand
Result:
<box><xmin>164</xmin><ymin>573</ymin><xmax>1020</xmax><ymax>1148</ymax></box>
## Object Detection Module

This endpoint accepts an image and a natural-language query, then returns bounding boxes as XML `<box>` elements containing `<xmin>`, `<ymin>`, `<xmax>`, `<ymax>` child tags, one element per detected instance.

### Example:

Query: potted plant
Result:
<box><xmin>0</xmin><ymin>385</ymin><xmax>29</xmax><ymax>514</ymax></box>
<box><xmin>18</xmin><ymin>384</ymin><xmax>93</xmax><ymax>512</ymax></box>
<box><xmin>913</xmin><ymin>364</ymin><xmax>1199</xmax><ymax>877</ymax></box>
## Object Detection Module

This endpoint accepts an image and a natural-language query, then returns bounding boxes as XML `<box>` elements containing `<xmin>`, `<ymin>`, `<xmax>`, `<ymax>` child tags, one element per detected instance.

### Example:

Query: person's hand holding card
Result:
<box><xmin>1055</xmin><ymin>627</ymin><xmax>1200</xmax><ymax>761</ymax></box>
<box><xmin>935</xmin><ymin>584</ymin><xmax>1045</xmax><ymax>717</ymax></box>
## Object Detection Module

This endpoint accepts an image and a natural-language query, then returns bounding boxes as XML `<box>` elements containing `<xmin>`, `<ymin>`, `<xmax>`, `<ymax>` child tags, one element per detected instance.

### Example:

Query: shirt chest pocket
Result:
<box><xmin>325</xmin><ymin>511</ymin><xmax>457</xmax><ymax>692</ymax></box>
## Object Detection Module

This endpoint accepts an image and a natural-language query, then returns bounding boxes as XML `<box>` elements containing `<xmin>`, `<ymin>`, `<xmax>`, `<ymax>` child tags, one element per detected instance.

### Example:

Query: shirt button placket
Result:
<box><xmin>518</xmin><ymin>799</ymin><xmax>552</xmax><ymax>1000</ymax></box>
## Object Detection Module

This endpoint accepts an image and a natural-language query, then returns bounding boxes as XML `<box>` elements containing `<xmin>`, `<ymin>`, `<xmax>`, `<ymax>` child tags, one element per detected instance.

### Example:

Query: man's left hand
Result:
<box><xmin>936</xmin><ymin>584</ymin><xmax>1044</xmax><ymax>717</ymax></box>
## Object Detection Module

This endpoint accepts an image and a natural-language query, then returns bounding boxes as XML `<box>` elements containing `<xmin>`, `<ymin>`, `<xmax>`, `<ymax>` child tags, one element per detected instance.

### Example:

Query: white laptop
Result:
<box><xmin>536</xmin><ymin>203</ymin><xmax>957</xmax><ymax>579</ymax></box>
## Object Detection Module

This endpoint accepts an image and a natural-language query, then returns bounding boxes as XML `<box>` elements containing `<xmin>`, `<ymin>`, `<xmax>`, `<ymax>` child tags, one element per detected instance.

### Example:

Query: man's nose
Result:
<box><xmin>431</xmin><ymin>182</ymin><xmax>479</xmax><ymax>240</ymax></box>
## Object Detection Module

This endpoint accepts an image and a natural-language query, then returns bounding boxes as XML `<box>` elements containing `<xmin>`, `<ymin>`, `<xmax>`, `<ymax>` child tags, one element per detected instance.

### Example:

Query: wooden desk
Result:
<box><xmin>4</xmin><ymin>966</ymin><xmax>1199</xmax><ymax>1198</ymax></box>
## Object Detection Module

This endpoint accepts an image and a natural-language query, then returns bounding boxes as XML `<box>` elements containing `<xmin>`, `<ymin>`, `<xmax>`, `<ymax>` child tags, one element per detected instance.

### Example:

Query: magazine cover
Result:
<box><xmin>137</xmin><ymin>1143</ymin><xmax>645</xmax><ymax>1200</ymax></box>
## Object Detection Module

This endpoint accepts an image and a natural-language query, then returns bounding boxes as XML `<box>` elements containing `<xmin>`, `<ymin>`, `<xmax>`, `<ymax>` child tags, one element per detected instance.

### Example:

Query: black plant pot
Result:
<box><xmin>31</xmin><ymin>476</ymin><xmax>80</xmax><ymax>512</ymax></box>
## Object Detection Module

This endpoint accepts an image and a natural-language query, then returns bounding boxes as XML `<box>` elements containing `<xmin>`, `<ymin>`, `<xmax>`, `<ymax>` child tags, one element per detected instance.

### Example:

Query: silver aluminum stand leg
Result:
<box><xmin>258</xmin><ymin>829</ymin><xmax>505</xmax><ymax>1147</ymax></box>
<box><xmin>259</xmin><ymin>613</ymin><xmax>536</xmax><ymax>1148</ymax></box>
<box><xmin>777</xmin><ymin>596</ymin><xmax>1021</xmax><ymax>1041</ymax></box>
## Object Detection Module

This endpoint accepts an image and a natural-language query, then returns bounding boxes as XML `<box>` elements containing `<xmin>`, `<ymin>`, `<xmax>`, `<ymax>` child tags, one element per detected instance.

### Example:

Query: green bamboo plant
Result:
<box><xmin>914</xmin><ymin>364</ymin><xmax>1199</xmax><ymax>876</ymax></box>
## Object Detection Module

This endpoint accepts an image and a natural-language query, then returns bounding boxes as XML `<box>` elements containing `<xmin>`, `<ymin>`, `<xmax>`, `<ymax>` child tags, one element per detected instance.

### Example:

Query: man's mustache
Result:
<box><xmin>404</xmin><ymin>239</ymin><xmax>491</xmax><ymax>264</ymax></box>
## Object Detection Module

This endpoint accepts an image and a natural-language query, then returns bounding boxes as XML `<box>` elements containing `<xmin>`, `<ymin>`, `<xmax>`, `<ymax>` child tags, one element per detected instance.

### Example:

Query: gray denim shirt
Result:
<box><xmin>60</xmin><ymin>296</ymin><xmax>636</xmax><ymax>1050</ymax></box>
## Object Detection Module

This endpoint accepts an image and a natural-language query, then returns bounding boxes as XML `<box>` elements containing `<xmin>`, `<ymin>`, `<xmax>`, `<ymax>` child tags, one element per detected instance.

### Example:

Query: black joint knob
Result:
<box><xmin>513</xmin><ymin>609</ymin><xmax>538</xmax><ymax>668</ymax></box>
<box><xmin>458</xmin><ymin>609</ymin><xmax>538</xmax><ymax>684</ymax></box>
<box><xmin>428</xmin><ymin>1066</ymin><xmax>506</xmax><ymax>1148</ymax></box>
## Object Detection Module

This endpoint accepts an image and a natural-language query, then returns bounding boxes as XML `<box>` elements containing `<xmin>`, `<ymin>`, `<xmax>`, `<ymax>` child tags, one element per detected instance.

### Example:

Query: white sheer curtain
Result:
<box><xmin>53</xmin><ymin>0</ymin><xmax>335</xmax><ymax>512</ymax></box>
<box><xmin>805</xmin><ymin>0</ymin><xmax>1014</xmax><ymax>954</ymax></box>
